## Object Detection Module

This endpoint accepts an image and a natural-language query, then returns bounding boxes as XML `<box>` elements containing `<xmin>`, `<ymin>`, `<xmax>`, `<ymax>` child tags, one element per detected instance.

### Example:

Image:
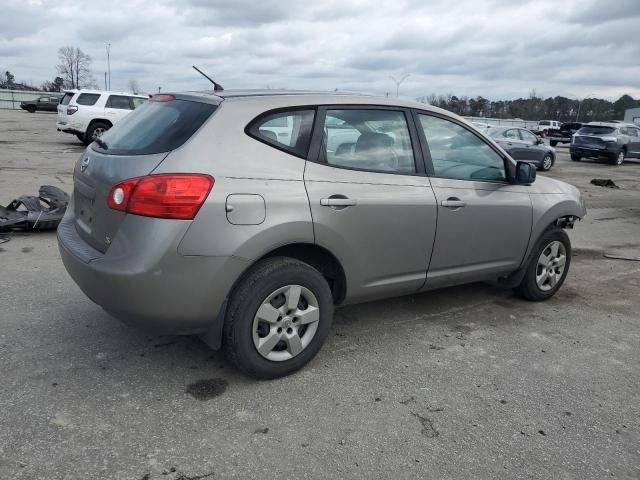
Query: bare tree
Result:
<box><xmin>127</xmin><ymin>79</ymin><xmax>140</xmax><ymax>94</ymax></box>
<box><xmin>56</xmin><ymin>47</ymin><xmax>95</xmax><ymax>89</ymax></box>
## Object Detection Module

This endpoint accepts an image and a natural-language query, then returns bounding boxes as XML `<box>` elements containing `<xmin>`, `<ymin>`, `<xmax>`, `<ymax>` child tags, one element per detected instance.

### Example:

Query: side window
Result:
<box><xmin>632</xmin><ymin>128</ymin><xmax>640</xmax><ymax>137</ymax></box>
<box><xmin>76</xmin><ymin>93</ymin><xmax>101</xmax><ymax>106</ymax></box>
<box><xmin>503</xmin><ymin>129</ymin><xmax>520</xmax><ymax>140</ymax></box>
<box><xmin>322</xmin><ymin>109</ymin><xmax>416</xmax><ymax>174</ymax></box>
<box><xmin>131</xmin><ymin>97</ymin><xmax>147</xmax><ymax>109</ymax></box>
<box><xmin>39</xmin><ymin>97</ymin><xmax>49</xmax><ymax>102</ymax></box>
<box><xmin>419</xmin><ymin>114</ymin><xmax>506</xmax><ymax>182</ymax></box>
<box><xmin>248</xmin><ymin>110</ymin><xmax>315</xmax><ymax>157</ymax></box>
<box><xmin>106</xmin><ymin>95</ymin><xmax>133</xmax><ymax>110</ymax></box>
<box><xmin>520</xmin><ymin>129</ymin><xmax>537</xmax><ymax>144</ymax></box>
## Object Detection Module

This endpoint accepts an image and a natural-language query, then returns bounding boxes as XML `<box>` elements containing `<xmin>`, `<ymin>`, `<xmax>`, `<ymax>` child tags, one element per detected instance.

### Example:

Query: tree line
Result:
<box><xmin>417</xmin><ymin>91</ymin><xmax>640</xmax><ymax>122</ymax></box>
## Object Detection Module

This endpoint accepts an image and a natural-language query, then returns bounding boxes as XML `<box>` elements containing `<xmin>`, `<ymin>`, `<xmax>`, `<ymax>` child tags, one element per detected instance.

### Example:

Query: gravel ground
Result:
<box><xmin>1</xmin><ymin>109</ymin><xmax>639</xmax><ymax>479</ymax></box>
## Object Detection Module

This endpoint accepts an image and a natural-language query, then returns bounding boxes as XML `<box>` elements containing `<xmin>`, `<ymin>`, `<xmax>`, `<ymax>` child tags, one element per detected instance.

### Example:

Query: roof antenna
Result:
<box><xmin>192</xmin><ymin>65</ymin><xmax>224</xmax><ymax>91</ymax></box>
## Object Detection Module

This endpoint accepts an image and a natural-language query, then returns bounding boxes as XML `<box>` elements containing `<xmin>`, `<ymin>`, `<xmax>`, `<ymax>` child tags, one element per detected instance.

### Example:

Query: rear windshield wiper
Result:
<box><xmin>94</xmin><ymin>138</ymin><xmax>108</xmax><ymax>150</ymax></box>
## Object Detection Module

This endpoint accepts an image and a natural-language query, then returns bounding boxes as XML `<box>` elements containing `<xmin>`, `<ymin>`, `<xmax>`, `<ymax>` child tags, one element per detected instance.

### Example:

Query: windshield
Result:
<box><xmin>578</xmin><ymin>126</ymin><xmax>616</xmax><ymax>135</ymax></box>
<box><xmin>92</xmin><ymin>99</ymin><xmax>216</xmax><ymax>155</ymax></box>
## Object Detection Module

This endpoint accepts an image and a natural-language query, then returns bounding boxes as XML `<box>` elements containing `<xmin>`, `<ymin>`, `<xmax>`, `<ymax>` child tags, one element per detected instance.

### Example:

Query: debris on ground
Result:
<box><xmin>590</xmin><ymin>179</ymin><xmax>619</xmax><ymax>189</ymax></box>
<box><xmin>604</xmin><ymin>253</ymin><xmax>640</xmax><ymax>261</ymax></box>
<box><xmin>0</xmin><ymin>185</ymin><xmax>69</xmax><ymax>232</ymax></box>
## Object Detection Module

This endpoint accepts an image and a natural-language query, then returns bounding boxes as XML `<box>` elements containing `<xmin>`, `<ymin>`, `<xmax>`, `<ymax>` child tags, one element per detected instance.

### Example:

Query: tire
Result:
<box><xmin>26</xmin><ymin>105</ymin><xmax>36</xmax><ymax>113</ymax></box>
<box><xmin>610</xmin><ymin>150</ymin><xmax>625</xmax><ymax>166</ymax></box>
<box><xmin>570</xmin><ymin>153</ymin><xmax>581</xmax><ymax>161</ymax></box>
<box><xmin>515</xmin><ymin>228</ymin><xmax>571</xmax><ymax>301</ymax></box>
<box><xmin>76</xmin><ymin>133</ymin><xmax>85</xmax><ymax>143</ymax></box>
<box><xmin>540</xmin><ymin>154</ymin><xmax>553</xmax><ymax>171</ymax></box>
<box><xmin>85</xmin><ymin>121</ymin><xmax>110</xmax><ymax>145</ymax></box>
<box><xmin>550</xmin><ymin>140</ymin><xmax>558</xmax><ymax>147</ymax></box>
<box><xmin>223</xmin><ymin>257</ymin><xmax>334</xmax><ymax>379</ymax></box>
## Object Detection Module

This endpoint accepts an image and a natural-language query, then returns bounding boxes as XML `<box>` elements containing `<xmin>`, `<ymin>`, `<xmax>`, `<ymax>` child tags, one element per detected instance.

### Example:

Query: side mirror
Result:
<box><xmin>516</xmin><ymin>161</ymin><xmax>536</xmax><ymax>184</ymax></box>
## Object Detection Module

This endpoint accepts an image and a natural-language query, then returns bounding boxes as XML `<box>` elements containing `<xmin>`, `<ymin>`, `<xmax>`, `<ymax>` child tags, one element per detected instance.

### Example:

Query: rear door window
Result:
<box><xmin>321</xmin><ymin>109</ymin><xmax>416</xmax><ymax>174</ymax></box>
<box><xmin>247</xmin><ymin>110</ymin><xmax>315</xmax><ymax>158</ymax></box>
<box><xmin>76</xmin><ymin>93</ymin><xmax>101</xmax><ymax>106</ymax></box>
<box><xmin>106</xmin><ymin>95</ymin><xmax>133</xmax><ymax>110</ymax></box>
<box><xmin>92</xmin><ymin>98</ymin><xmax>216</xmax><ymax>156</ymax></box>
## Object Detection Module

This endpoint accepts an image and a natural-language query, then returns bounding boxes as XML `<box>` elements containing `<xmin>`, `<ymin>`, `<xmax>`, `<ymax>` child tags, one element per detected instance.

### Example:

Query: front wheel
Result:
<box><xmin>27</xmin><ymin>105</ymin><xmax>36</xmax><ymax>113</ymax></box>
<box><xmin>224</xmin><ymin>257</ymin><xmax>334</xmax><ymax>379</ymax></box>
<box><xmin>515</xmin><ymin>229</ymin><xmax>571</xmax><ymax>301</ymax></box>
<box><xmin>540</xmin><ymin>154</ymin><xmax>553</xmax><ymax>171</ymax></box>
<box><xmin>570</xmin><ymin>153</ymin><xmax>581</xmax><ymax>161</ymax></box>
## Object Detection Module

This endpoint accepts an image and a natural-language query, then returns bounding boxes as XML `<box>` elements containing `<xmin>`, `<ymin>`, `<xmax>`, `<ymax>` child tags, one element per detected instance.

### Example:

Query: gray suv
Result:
<box><xmin>58</xmin><ymin>91</ymin><xmax>586</xmax><ymax>378</ymax></box>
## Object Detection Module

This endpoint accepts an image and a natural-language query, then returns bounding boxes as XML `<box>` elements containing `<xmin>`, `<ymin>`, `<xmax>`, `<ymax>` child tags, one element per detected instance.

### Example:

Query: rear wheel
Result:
<box><xmin>224</xmin><ymin>257</ymin><xmax>334</xmax><ymax>379</ymax></box>
<box><xmin>515</xmin><ymin>229</ymin><xmax>571</xmax><ymax>301</ymax></box>
<box><xmin>540</xmin><ymin>154</ymin><xmax>553</xmax><ymax>171</ymax></box>
<box><xmin>85</xmin><ymin>121</ymin><xmax>110</xmax><ymax>145</ymax></box>
<box><xmin>550</xmin><ymin>140</ymin><xmax>558</xmax><ymax>147</ymax></box>
<box><xmin>76</xmin><ymin>133</ymin><xmax>85</xmax><ymax>143</ymax></box>
<box><xmin>570</xmin><ymin>153</ymin><xmax>581</xmax><ymax>161</ymax></box>
<box><xmin>610</xmin><ymin>150</ymin><xmax>625</xmax><ymax>166</ymax></box>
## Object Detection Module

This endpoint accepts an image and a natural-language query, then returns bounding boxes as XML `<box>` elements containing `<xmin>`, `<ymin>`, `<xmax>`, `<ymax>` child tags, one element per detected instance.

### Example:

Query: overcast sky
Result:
<box><xmin>1</xmin><ymin>0</ymin><xmax>639</xmax><ymax>100</ymax></box>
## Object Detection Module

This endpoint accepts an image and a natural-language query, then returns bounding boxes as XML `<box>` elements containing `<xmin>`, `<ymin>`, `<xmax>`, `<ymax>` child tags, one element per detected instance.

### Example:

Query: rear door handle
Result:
<box><xmin>320</xmin><ymin>197</ymin><xmax>357</xmax><ymax>207</ymax></box>
<box><xmin>441</xmin><ymin>197</ymin><xmax>466</xmax><ymax>209</ymax></box>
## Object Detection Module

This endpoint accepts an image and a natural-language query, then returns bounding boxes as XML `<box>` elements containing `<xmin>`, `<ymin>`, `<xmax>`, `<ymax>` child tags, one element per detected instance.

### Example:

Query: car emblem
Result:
<box><xmin>80</xmin><ymin>156</ymin><xmax>90</xmax><ymax>174</ymax></box>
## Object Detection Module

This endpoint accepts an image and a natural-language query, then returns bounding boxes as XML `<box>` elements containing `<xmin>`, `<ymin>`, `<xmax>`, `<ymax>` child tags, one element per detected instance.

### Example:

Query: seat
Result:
<box><xmin>354</xmin><ymin>133</ymin><xmax>395</xmax><ymax>169</ymax></box>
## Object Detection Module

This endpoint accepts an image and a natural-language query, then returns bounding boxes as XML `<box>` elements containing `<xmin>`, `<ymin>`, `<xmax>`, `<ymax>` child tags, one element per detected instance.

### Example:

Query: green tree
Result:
<box><xmin>613</xmin><ymin>95</ymin><xmax>639</xmax><ymax>119</ymax></box>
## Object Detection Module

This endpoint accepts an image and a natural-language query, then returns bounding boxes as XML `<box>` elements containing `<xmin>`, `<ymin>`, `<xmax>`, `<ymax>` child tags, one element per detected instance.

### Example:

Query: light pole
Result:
<box><xmin>576</xmin><ymin>92</ymin><xmax>596</xmax><ymax>122</ymax></box>
<box><xmin>390</xmin><ymin>74</ymin><xmax>410</xmax><ymax>97</ymax></box>
<box><xmin>106</xmin><ymin>43</ymin><xmax>111</xmax><ymax>91</ymax></box>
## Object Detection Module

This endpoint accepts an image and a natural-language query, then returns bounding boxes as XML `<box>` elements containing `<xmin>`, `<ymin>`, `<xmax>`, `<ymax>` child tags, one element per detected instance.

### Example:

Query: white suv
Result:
<box><xmin>56</xmin><ymin>90</ymin><xmax>148</xmax><ymax>144</ymax></box>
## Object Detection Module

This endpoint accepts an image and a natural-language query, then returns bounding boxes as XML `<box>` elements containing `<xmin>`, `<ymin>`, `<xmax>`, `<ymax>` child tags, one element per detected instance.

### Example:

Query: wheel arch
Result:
<box><xmin>257</xmin><ymin>243</ymin><xmax>347</xmax><ymax>305</ymax></box>
<box><xmin>86</xmin><ymin>118</ymin><xmax>113</xmax><ymax>133</ymax></box>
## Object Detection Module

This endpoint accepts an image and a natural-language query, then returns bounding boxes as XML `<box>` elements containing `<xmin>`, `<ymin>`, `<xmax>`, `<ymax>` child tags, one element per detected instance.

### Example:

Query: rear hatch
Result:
<box><xmin>574</xmin><ymin>126</ymin><xmax>617</xmax><ymax>147</ymax></box>
<box><xmin>71</xmin><ymin>95</ymin><xmax>219</xmax><ymax>253</ymax></box>
<box><xmin>57</xmin><ymin>91</ymin><xmax>75</xmax><ymax>125</ymax></box>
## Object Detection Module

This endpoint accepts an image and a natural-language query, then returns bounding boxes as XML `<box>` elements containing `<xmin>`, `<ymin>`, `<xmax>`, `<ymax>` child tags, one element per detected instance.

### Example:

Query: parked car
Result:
<box><xmin>471</xmin><ymin>122</ymin><xmax>493</xmax><ymax>134</ymax></box>
<box><xmin>56</xmin><ymin>89</ymin><xmax>148</xmax><ymax>144</ymax></box>
<box><xmin>488</xmin><ymin>126</ymin><xmax>556</xmax><ymax>171</ymax></box>
<box><xmin>58</xmin><ymin>91</ymin><xmax>586</xmax><ymax>379</ymax></box>
<box><xmin>570</xmin><ymin>122</ymin><xmax>640</xmax><ymax>165</ymax></box>
<box><xmin>547</xmin><ymin>122</ymin><xmax>583</xmax><ymax>147</ymax></box>
<box><xmin>20</xmin><ymin>95</ymin><xmax>62</xmax><ymax>113</ymax></box>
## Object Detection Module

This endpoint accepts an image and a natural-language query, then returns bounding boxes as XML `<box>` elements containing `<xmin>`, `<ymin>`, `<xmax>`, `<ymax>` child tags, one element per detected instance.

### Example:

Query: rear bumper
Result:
<box><xmin>56</xmin><ymin>120</ymin><xmax>84</xmax><ymax>135</ymax></box>
<box><xmin>57</xmin><ymin>211</ymin><xmax>250</xmax><ymax>336</ymax></box>
<box><xmin>570</xmin><ymin>144</ymin><xmax>619</xmax><ymax>158</ymax></box>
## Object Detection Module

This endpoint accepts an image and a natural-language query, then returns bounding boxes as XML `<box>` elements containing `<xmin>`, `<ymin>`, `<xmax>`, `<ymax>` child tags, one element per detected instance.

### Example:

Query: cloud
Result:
<box><xmin>0</xmin><ymin>0</ymin><xmax>638</xmax><ymax>100</ymax></box>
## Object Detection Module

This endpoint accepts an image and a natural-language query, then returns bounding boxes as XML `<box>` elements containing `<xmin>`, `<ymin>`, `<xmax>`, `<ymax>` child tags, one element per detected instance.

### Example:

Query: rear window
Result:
<box><xmin>76</xmin><ymin>93</ymin><xmax>101</xmax><ymax>106</ymax></box>
<box><xmin>578</xmin><ymin>126</ymin><xmax>616</xmax><ymax>135</ymax></box>
<box><xmin>61</xmin><ymin>93</ymin><xmax>74</xmax><ymax>106</ymax></box>
<box><xmin>105</xmin><ymin>95</ymin><xmax>133</xmax><ymax>110</ymax></box>
<box><xmin>92</xmin><ymin>98</ymin><xmax>216</xmax><ymax>156</ymax></box>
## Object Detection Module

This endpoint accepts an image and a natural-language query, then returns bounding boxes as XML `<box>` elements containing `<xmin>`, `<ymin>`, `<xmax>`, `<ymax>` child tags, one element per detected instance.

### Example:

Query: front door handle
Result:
<box><xmin>320</xmin><ymin>197</ymin><xmax>357</xmax><ymax>207</ymax></box>
<box><xmin>441</xmin><ymin>197</ymin><xmax>466</xmax><ymax>209</ymax></box>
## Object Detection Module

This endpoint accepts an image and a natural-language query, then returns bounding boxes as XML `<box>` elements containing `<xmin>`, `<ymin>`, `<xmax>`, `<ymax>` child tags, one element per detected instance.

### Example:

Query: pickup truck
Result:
<box><xmin>532</xmin><ymin>120</ymin><xmax>561</xmax><ymax>137</ymax></box>
<box><xmin>20</xmin><ymin>95</ymin><xmax>62</xmax><ymax>113</ymax></box>
<box><xmin>547</xmin><ymin>122</ymin><xmax>583</xmax><ymax>147</ymax></box>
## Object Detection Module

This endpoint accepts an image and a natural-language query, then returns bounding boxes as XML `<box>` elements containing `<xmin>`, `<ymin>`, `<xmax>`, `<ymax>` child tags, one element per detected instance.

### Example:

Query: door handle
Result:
<box><xmin>320</xmin><ymin>197</ymin><xmax>357</xmax><ymax>207</ymax></box>
<box><xmin>441</xmin><ymin>197</ymin><xmax>466</xmax><ymax>209</ymax></box>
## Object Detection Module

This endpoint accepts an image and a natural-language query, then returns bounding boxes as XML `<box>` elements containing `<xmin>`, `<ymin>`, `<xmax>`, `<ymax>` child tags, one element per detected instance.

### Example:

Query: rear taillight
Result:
<box><xmin>67</xmin><ymin>105</ymin><xmax>78</xmax><ymax>115</ymax></box>
<box><xmin>107</xmin><ymin>174</ymin><xmax>214</xmax><ymax>220</ymax></box>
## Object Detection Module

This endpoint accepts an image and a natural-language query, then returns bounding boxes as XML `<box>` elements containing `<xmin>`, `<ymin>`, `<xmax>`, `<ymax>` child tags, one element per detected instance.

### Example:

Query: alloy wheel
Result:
<box><xmin>535</xmin><ymin>240</ymin><xmax>567</xmax><ymax>291</ymax></box>
<box><xmin>252</xmin><ymin>285</ymin><xmax>320</xmax><ymax>362</ymax></box>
